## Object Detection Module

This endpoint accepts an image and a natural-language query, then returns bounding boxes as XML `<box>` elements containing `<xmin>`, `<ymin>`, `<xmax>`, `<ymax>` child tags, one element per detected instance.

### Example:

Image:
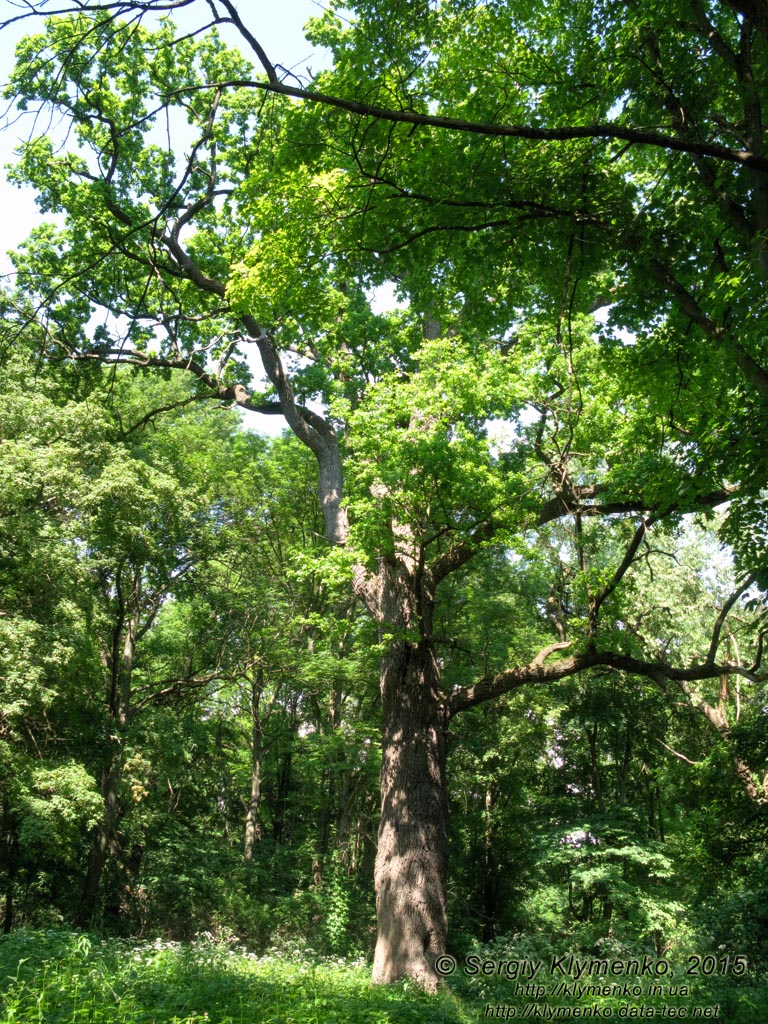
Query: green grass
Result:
<box><xmin>0</xmin><ymin>932</ymin><xmax>470</xmax><ymax>1024</ymax></box>
<box><xmin>1</xmin><ymin>932</ymin><xmax>766</xmax><ymax>1024</ymax></box>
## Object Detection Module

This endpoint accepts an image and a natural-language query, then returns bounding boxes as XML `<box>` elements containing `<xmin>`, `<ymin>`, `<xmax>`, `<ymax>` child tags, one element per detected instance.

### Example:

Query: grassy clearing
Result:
<box><xmin>0</xmin><ymin>932</ymin><xmax>766</xmax><ymax>1023</ymax></box>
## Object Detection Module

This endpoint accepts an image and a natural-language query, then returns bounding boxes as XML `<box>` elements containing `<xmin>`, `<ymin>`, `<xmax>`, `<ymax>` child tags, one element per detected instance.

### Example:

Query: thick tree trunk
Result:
<box><xmin>372</xmin><ymin>637</ymin><xmax>449</xmax><ymax>993</ymax></box>
<box><xmin>269</xmin><ymin>344</ymin><xmax>455</xmax><ymax>989</ymax></box>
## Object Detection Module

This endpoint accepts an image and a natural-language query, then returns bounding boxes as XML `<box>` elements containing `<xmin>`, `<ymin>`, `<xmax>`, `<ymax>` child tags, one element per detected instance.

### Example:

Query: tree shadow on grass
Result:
<box><xmin>124</xmin><ymin>956</ymin><xmax>473</xmax><ymax>1024</ymax></box>
<box><xmin>0</xmin><ymin>932</ymin><xmax>474</xmax><ymax>1024</ymax></box>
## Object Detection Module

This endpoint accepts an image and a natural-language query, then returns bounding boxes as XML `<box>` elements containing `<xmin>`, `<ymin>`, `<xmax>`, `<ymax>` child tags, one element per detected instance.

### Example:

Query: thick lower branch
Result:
<box><xmin>448</xmin><ymin>644</ymin><xmax>761</xmax><ymax>716</ymax></box>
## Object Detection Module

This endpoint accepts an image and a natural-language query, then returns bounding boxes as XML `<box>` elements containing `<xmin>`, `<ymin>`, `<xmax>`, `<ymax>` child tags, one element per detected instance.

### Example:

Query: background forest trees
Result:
<box><xmin>0</xmin><ymin>0</ymin><xmax>767</xmax><ymax>994</ymax></box>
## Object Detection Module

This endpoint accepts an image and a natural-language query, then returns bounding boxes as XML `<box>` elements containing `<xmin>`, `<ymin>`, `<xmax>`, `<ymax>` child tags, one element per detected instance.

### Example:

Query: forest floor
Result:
<box><xmin>0</xmin><ymin>930</ymin><xmax>766</xmax><ymax>1023</ymax></box>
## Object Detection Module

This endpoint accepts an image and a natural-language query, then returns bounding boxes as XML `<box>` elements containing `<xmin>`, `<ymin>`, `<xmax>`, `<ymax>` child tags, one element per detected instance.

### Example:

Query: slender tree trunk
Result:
<box><xmin>481</xmin><ymin>788</ymin><xmax>498</xmax><ymax>942</ymax></box>
<box><xmin>77</xmin><ymin>569</ymin><xmax>141</xmax><ymax>926</ymax></box>
<box><xmin>587</xmin><ymin>722</ymin><xmax>605</xmax><ymax>813</ymax></box>
<box><xmin>2</xmin><ymin>809</ymin><xmax>18</xmax><ymax>934</ymax></box>
<box><xmin>244</xmin><ymin>739</ymin><xmax>263</xmax><ymax>860</ymax></box>
<box><xmin>335</xmin><ymin>770</ymin><xmax>353</xmax><ymax>861</ymax></box>
<box><xmin>244</xmin><ymin>670</ymin><xmax>264</xmax><ymax>862</ymax></box>
<box><xmin>273</xmin><ymin>744</ymin><xmax>293</xmax><ymax>844</ymax></box>
<box><xmin>2</xmin><ymin>869</ymin><xmax>13</xmax><ymax>934</ymax></box>
<box><xmin>76</xmin><ymin>754</ymin><xmax>122</xmax><ymax>927</ymax></box>
<box><xmin>372</xmin><ymin>635</ymin><xmax>449</xmax><ymax>993</ymax></box>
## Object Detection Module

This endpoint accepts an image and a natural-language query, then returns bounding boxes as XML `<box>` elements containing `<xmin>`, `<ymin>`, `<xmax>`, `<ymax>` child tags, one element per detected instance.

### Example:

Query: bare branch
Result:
<box><xmin>588</xmin><ymin>515</ymin><xmax>657</xmax><ymax>639</ymax></box>
<box><xmin>117</xmin><ymin>392</ymin><xmax>208</xmax><ymax>434</ymax></box>
<box><xmin>211</xmin><ymin>0</ymin><xmax>278</xmax><ymax>85</ymax></box>
<box><xmin>132</xmin><ymin>666</ymin><xmax>224</xmax><ymax>714</ymax></box>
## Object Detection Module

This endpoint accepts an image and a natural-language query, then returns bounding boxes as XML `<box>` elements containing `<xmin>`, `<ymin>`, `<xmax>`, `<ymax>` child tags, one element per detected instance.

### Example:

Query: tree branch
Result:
<box><xmin>655</xmin><ymin>737</ymin><xmax>700</xmax><ymax>766</ymax></box>
<box><xmin>116</xmin><ymin>392</ymin><xmax>209</xmax><ymax>435</ymax></box>
<box><xmin>162</xmin><ymin>79</ymin><xmax>768</xmax><ymax>173</ymax></box>
<box><xmin>448</xmin><ymin>644</ymin><xmax>761</xmax><ymax>717</ymax></box>
<box><xmin>211</xmin><ymin>0</ymin><xmax>278</xmax><ymax>84</ymax></box>
<box><xmin>588</xmin><ymin>515</ymin><xmax>657</xmax><ymax>639</ymax></box>
<box><xmin>646</xmin><ymin>257</ymin><xmax>768</xmax><ymax>401</ymax></box>
<box><xmin>706</xmin><ymin>575</ymin><xmax>757</xmax><ymax>665</ymax></box>
<box><xmin>132</xmin><ymin>666</ymin><xmax>225</xmax><ymax>713</ymax></box>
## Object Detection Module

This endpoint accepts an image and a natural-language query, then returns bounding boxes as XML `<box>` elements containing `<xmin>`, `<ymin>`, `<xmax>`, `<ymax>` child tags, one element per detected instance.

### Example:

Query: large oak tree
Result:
<box><xmin>1</xmin><ymin>0</ymin><xmax>765</xmax><ymax>989</ymax></box>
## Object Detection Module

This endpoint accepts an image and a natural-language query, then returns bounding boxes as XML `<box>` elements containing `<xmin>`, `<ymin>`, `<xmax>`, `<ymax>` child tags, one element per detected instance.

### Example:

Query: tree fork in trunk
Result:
<box><xmin>232</xmin><ymin>277</ymin><xmax>759</xmax><ymax>989</ymax></box>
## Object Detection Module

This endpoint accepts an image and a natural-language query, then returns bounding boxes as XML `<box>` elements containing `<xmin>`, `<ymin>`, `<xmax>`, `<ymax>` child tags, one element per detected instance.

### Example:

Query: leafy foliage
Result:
<box><xmin>0</xmin><ymin>0</ymin><xmax>767</xmax><ymax>999</ymax></box>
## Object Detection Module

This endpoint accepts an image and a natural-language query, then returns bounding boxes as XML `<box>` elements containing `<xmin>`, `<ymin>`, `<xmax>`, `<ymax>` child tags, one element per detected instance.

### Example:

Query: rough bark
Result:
<box><xmin>372</xmin><ymin>635</ymin><xmax>449</xmax><ymax>992</ymax></box>
<box><xmin>361</xmin><ymin>544</ymin><xmax>450</xmax><ymax>992</ymax></box>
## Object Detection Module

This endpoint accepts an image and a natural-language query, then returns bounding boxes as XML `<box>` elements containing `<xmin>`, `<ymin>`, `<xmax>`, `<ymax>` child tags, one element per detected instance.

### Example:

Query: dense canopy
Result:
<box><xmin>0</xmin><ymin>0</ymin><xmax>766</xmax><ymax>1002</ymax></box>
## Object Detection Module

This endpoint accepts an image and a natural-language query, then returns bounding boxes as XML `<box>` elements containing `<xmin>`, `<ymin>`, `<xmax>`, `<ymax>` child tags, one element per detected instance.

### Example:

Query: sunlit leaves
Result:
<box><xmin>342</xmin><ymin>331</ymin><xmax>523</xmax><ymax>554</ymax></box>
<box><xmin>4</xmin><ymin>11</ymin><xmax>279</xmax><ymax>376</ymax></box>
<box><xmin>16</xmin><ymin>762</ymin><xmax>103</xmax><ymax>868</ymax></box>
<box><xmin>228</xmin><ymin>168</ymin><xmax>351</xmax><ymax>338</ymax></box>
